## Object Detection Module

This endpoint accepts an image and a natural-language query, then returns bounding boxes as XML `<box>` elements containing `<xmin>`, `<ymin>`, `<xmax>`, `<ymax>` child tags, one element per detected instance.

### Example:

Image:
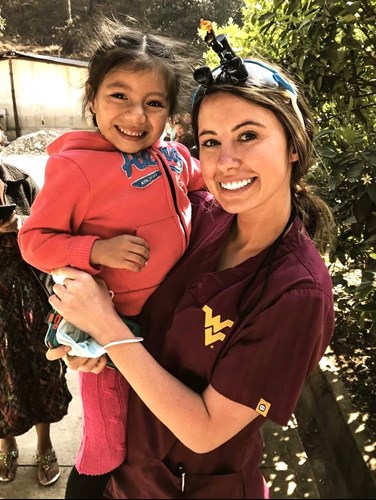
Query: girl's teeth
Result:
<box><xmin>221</xmin><ymin>179</ymin><xmax>253</xmax><ymax>190</ymax></box>
<box><xmin>118</xmin><ymin>127</ymin><xmax>143</xmax><ymax>137</ymax></box>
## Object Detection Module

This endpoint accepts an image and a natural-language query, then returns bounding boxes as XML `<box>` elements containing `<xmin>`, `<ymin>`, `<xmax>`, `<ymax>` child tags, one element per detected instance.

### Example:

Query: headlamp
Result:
<box><xmin>194</xmin><ymin>20</ymin><xmax>305</xmax><ymax>128</ymax></box>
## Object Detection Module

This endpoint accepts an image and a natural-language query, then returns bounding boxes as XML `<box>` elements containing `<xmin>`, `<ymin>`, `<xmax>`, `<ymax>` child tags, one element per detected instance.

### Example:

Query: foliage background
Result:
<box><xmin>0</xmin><ymin>0</ymin><xmax>375</xmax><ymax>436</ymax></box>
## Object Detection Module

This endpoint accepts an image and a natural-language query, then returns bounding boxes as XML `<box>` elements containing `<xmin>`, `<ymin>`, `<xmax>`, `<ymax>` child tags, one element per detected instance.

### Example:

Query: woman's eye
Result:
<box><xmin>240</xmin><ymin>131</ymin><xmax>257</xmax><ymax>141</ymax></box>
<box><xmin>201</xmin><ymin>138</ymin><xmax>219</xmax><ymax>148</ymax></box>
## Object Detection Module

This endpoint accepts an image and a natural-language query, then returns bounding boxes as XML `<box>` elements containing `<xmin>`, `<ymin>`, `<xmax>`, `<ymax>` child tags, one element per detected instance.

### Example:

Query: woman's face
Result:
<box><xmin>197</xmin><ymin>92</ymin><xmax>297</xmax><ymax>217</ymax></box>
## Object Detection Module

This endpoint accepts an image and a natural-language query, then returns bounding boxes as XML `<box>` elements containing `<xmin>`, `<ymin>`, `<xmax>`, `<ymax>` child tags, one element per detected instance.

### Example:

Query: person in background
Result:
<box><xmin>18</xmin><ymin>18</ymin><xmax>202</xmax><ymax>499</ymax></box>
<box><xmin>0</xmin><ymin>161</ymin><xmax>72</xmax><ymax>485</ymax></box>
<box><xmin>0</xmin><ymin>127</ymin><xmax>8</xmax><ymax>148</ymax></box>
<box><xmin>45</xmin><ymin>20</ymin><xmax>336</xmax><ymax>499</ymax></box>
<box><xmin>174</xmin><ymin>116</ymin><xmax>197</xmax><ymax>158</ymax></box>
<box><xmin>163</xmin><ymin>115</ymin><xmax>176</xmax><ymax>141</ymax></box>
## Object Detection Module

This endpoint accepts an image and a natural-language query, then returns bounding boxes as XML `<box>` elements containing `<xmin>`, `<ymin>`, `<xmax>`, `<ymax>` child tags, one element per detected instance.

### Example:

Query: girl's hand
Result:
<box><xmin>0</xmin><ymin>213</ymin><xmax>19</xmax><ymax>233</ymax></box>
<box><xmin>90</xmin><ymin>234</ymin><xmax>150</xmax><ymax>271</ymax></box>
<box><xmin>46</xmin><ymin>344</ymin><xmax>107</xmax><ymax>373</ymax></box>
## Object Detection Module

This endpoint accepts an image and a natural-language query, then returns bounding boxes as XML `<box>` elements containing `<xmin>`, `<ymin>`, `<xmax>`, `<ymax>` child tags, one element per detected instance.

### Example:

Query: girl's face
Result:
<box><xmin>91</xmin><ymin>66</ymin><xmax>170</xmax><ymax>153</ymax></box>
<box><xmin>197</xmin><ymin>92</ymin><xmax>297</xmax><ymax>218</ymax></box>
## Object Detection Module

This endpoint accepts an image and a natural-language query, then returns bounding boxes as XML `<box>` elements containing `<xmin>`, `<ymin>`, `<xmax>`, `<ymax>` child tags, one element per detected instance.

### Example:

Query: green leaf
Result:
<box><xmin>316</xmin><ymin>145</ymin><xmax>337</xmax><ymax>158</ymax></box>
<box><xmin>342</xmin><ymin>1</ymin><xmax>361</xmax><ymax>15</ymax></box>
<box><xmin>347</xmin><ymin>161</ymin><xmax>364</xmax><ymax>180</ymax></box>
<box><xmin>258</xmin><ymin>12</ymin><xmax>276</xmax><ymax>23</ymax></box>
<box><xmin>339</xmin><ymin>14</ymin><xmax>356</xmax><ymax>24</ymax></box>
<box><xmin>342</xmin><ymin>127</ymin><xmax>356</xmax><ymax>143</ymax></box>
<box><xmin>365</xmin><ymin>233</ymin><xmax>376</xmax><ymax>244</ymax></box>
<box><xmin>354</xmin><ymin>194</ymin><xmax>373</xmax><ymax>223</ymax></box>
<box><xmin>366</xmin><ymin>214</ymin><xmax>376</xmax><ymax>233</ymax></box>
<box><xmin>361</xmin><ymin>151</ymin><xmax>376</xmax><ymax>167</ymax></box>
<box><xmin>368</xmin><ymin>185</ymin><xmax>376</xmax><ymax>204</ymax></box>
<box><xmin>354</xmin><ymin>302</ymin><xmax>376</xmax><ymax>312</ymax></box>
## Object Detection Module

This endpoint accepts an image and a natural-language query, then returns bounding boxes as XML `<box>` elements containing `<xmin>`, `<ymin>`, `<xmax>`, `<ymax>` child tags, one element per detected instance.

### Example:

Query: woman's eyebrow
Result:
<box><xmin>198</xmin><ymin>120</ymin><xmax>266</xmax><ymax>138</ymax></box>
<box><xmin>198</xmin><ymin>129</ymin><xmax>216</xmax><ymax>138</ymax></box>
<box><xmin>232</xmin><ymin>120</ymin><xmax>265</xmax><ymax>131</ymax></box>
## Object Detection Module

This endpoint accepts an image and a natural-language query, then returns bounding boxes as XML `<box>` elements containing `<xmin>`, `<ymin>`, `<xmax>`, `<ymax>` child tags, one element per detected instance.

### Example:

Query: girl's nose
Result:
<box><xmin>125</xmin><ymin>104</ymin><xmax>146</xmax><ymax>123</ymax></box>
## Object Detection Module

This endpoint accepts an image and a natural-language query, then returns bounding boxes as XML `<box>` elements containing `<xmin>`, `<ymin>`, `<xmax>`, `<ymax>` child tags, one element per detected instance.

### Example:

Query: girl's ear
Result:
<box><xmin>86</xmin><ymin>83</ymin><xmax>96</xmax><ymax>113</ymax></box>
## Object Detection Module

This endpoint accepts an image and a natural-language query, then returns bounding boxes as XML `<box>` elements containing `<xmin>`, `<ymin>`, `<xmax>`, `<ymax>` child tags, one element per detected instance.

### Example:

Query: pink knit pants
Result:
<box><xmin>75</xmin><ymin>368</ymin><xmax>129</xmax><ymax>475</ymax></box>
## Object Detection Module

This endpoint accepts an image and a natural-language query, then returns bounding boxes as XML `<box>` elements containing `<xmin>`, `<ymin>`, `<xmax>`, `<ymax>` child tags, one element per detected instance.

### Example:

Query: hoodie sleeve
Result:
<box><xmin>18</xmin><ymin>154</ymin><xmax>101</xmax><ymax>275</ymax></box>
<box><xmin>174</xmin><ymin>142</ymin><xmax>204</xmax><ymax>192</ymax></box>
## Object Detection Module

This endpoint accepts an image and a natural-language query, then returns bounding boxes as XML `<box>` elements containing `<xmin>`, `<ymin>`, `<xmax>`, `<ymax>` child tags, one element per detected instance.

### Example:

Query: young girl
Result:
<box><xmin>18</xmin><ymin>19</ymin><xmax>202</xmax><ymax>493</ymax></box>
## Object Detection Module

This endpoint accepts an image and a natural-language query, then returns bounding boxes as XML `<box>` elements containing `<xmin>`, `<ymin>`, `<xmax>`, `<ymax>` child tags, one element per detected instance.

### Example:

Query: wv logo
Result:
<box><xmin>202</xmin><ymin>305</ymin><xmax>234</xmax><ymax>346</ymax></box>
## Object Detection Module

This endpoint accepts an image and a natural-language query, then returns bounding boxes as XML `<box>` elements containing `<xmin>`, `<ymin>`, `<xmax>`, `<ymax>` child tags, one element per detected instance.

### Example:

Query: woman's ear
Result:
<box><xmin>290</xmin><ymin>150</ymin><xmax>299</xmax><ymax>163</ymax></box>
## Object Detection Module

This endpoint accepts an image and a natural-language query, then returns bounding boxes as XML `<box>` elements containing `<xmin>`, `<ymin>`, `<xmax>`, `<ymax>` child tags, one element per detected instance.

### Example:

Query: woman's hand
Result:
<box><xmin>48</xmin><ymin>267</ymin><xmax>125</xmax><ymax>347</ymax></box>
<box><xmin>46</xmin><ymin>344</ymin><xmax>107</xmax><ymax>373</ymax></box>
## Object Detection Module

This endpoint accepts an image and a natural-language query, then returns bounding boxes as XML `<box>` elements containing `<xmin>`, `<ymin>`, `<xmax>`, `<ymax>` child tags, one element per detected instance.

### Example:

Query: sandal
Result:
<box><xmin>35</xmin><ymin>449</ymin><xmax>60</xmax><ymax>486</ymax></box>
<box><xmin>0</xmin><ymin>449</ymin><xmax>18</xmax><ymax>482</ymax></box>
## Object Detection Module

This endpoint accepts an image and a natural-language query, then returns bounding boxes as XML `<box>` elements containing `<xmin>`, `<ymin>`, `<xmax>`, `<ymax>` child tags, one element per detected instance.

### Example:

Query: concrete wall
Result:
<box><xmin>0</xmin><ymin>56</ymin><xmax>89</xmax><ymax>139</ymax></box>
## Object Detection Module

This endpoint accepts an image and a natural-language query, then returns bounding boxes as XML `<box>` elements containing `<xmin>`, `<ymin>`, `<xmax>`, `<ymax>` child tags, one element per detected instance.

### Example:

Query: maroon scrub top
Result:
<box><xmin>108</xmin><ymin>190</ymin><xmax>335</xmax><ymax>499</ymax></box>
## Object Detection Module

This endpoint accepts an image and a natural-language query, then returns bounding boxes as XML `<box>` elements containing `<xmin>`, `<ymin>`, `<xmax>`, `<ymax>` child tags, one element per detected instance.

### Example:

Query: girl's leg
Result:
<box><xmin>65</xmin><ymin>466</ymin><xmax>111</xmax><ymax>499</ymax></box>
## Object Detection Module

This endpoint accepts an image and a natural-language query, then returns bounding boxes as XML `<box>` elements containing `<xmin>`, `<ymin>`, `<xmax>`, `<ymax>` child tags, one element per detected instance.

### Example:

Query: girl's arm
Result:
<box><xmin>19</xmin><ymin>156</ymin><xmax>150</xmax><ymax>274</ymax></box>
<box><xmin>48</xmin><ymin>267</ymin><xmax>259</xmax><ymax>453</ymax></box>
<box><xmin>18</xmin><ymin>156</ymin><xmax>97</xmax><ymax>273</ymax></box>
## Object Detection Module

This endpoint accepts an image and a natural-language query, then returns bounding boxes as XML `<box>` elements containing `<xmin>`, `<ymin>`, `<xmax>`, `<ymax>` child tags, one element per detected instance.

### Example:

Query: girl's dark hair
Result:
<box><xmin>191</xmin><ymin>65</ymin><xmax>335</xmax><ymax>254</ymax></box>
<box><xmin>82</xmin><ymin>18</ymin><xmax>194</xmax><ymax>126</ymax></box>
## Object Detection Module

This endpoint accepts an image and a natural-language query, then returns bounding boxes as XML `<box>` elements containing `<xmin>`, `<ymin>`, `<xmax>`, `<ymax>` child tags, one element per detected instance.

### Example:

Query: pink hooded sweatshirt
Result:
<box><xmin>19</xmin><ymin>130</ymin><xmax>203</xmax><ymax>474</ymax></box>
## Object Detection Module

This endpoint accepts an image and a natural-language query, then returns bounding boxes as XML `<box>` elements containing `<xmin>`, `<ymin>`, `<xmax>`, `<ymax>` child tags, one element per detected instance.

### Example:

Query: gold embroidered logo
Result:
<box><xmin>256</xmin><ymin>398</ymin><xmax>271</xmax><ymax>417</ymax></box>
<box><xmin>202</xmin><ymin>305</ymin><xmax>234</xmax><ymax>346</ymax></box>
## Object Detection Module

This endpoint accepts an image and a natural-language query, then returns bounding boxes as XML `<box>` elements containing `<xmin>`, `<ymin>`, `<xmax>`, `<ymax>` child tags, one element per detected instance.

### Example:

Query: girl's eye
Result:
<box><xmin>111</xmin><ymin>92</ymin><xmax>127</xmax><ymax>100</ymax></box>
<box><xmin>239</xmin><ymin>131</ymin><xmax>257</xmax><ymax>141</ymax></box>
<box><xmin>200</xmin><ymin>138</ymin><xmax>220</xmax><ymax>148</ymax></box>
<box><xmin>147</xmin><ymin>100</ymin><xmax>165</xmax><ymax>108</ymax></box>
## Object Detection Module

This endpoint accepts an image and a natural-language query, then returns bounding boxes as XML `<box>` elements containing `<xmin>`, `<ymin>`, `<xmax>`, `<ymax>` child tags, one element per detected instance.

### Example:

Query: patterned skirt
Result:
<box><xmin>0</xmin><ymin>236</ymin><xmax>72</xmax><ymax>437</ymax></box>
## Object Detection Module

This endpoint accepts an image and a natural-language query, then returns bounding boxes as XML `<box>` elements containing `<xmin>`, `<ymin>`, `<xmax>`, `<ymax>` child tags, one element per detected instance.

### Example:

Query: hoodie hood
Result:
<box><xmin>47</xmin><ymin>130</ymin><xmax>118</xmax><ymax>155</ymax></box>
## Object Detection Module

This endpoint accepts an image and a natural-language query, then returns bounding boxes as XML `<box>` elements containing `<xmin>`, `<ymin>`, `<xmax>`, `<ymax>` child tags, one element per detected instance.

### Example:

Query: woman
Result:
<box><xmin>46</xmin><ymin>27</ymin><xmax>335</xmax><ymax>499</ymax></box>
<box><xmin>0</xmin><ymin>161</ymin><xmax>72</xmax><ymax>485</ymax></box>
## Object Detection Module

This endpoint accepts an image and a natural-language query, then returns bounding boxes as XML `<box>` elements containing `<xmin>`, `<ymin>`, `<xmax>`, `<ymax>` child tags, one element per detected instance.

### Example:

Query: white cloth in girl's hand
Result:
<box><xmin>56</xmin><ymin>319</ymin><xmax>106</xmax><ymax>358</ymax></box>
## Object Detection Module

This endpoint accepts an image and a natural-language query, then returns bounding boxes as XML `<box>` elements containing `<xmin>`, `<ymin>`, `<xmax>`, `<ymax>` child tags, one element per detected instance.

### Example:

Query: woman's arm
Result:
<box><xmin>49</xmin><ymin>267</ymin><xmax>259</xmax><ymax>453</ymax></box>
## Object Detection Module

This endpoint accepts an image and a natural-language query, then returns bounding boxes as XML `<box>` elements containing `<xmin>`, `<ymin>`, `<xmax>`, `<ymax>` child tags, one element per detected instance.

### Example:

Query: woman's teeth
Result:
<box><xmin>221</xmin><ymin>178</ymin><xmax>253</xmax><ymax>190</ymax></box>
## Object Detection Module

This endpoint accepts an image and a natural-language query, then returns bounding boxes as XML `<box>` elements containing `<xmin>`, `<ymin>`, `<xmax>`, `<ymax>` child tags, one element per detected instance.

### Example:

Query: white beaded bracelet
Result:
<box><xmin>103</xmin><ymin>337</ymin><xmax>144</xmax><ymax>350</ymax></box>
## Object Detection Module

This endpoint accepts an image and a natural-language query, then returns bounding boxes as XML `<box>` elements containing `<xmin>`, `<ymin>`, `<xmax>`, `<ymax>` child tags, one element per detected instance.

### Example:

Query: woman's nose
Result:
<box><xmin>217</xmin><ymin>147</ymin><xmax>240</xmax><ymax>172</ymax></box>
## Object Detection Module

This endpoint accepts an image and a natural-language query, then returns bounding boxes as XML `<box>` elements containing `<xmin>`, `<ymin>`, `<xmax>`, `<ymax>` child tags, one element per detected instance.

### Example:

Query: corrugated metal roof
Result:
<box><xmin>0</xmin><ymin>50</ymin><xmax>88</xmax><ymax>67</ymax></box>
